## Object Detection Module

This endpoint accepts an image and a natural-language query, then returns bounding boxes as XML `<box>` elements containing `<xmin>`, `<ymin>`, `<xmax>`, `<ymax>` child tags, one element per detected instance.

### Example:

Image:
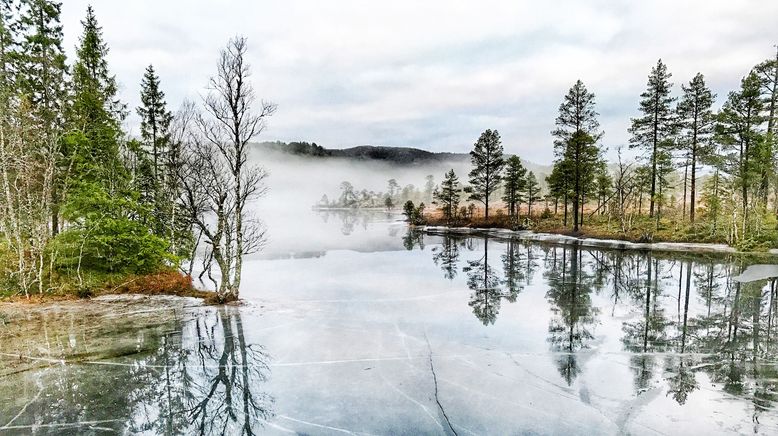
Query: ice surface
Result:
<box><xmin>2</xmin><ymin>214</ymin><xmax>777</xmax><ymax>434</ymax></box>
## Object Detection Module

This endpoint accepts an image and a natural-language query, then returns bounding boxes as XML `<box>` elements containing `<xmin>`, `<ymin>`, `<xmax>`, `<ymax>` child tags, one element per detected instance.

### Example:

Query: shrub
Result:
<box><xmin>112</xmin><ymin>271</ymin><xmax>195</xmax><ymax>296</ymax></box>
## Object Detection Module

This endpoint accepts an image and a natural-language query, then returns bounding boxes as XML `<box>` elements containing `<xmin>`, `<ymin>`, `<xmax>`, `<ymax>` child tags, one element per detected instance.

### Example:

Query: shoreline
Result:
<box><xmin>419</xmin><ymin>225</ymin><xmax>778</xmax><ymax>256</ymax></box>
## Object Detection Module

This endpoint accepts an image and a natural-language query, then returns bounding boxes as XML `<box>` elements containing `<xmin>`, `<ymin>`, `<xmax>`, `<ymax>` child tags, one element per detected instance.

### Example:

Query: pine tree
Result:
<box><xmin>546</xmin><ymin>161</ymin><xmax>571</xmax><ymax>222</ymax></box>
<box><xmin>676</xmin><ymin>73</ymin><xmax>715</xmax><ymax>223</ymax></box>
<box><xmin>433</xmin><ymin>169</ymin><xmax>461</xmax><ymax>223</ymax></box>
<box><xmin>629</xmin><ymin>59</ymin><xmax>677</xmax><ymax>218</ymax></box>
<box><xmin>526</xmin><ymin>171</ymin><xmax>541</xmax><ymax>218</ymax></box>
<box><xmin>552</xmin><ymin>80</ymin><xmax>603</xmax><ymax>232</ymax></box>
<box><xmin>701</xmin><ymin>169</ymin><xmax>725</xmax><ymax>237</ymax></box>
<box><xmin>716</xmin><ymin>71</ymin><xmax>766</xmax><ymax>234</ymax></box>
<box><xmin>594</xmin><ymin>163</ymin><xmax>612</xmax><ymax>214</ymax></box>
<box><xmin>466</xmin><ymin>129</ymin><xmax>505</xmax><ymax>219</ymax></box>
<box><xmin>502</xmin><ymin>155</ymin><xmax>527</xmax><ymax>218</ymax></box>
<box><xmin>753</xmin><ymin>48</ymin><xmax>778</xmax><ymax>211</ymax></box>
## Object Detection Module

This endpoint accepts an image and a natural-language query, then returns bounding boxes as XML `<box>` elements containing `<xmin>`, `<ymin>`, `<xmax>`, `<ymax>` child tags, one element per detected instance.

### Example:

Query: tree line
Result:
<box><xmin>427</xmin><ymin>52</ymin><xmax>778</xmax><ymax>249</ymax></box>
<box><xmin>0</xmin><ymin>2</ymin><xmax>271</xmax><ymax>301</ymax></box>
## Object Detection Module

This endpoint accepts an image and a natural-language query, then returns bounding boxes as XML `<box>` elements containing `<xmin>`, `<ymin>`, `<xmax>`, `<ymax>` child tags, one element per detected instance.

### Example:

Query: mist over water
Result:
<box><xmin>251</xmin><ymin>148</ymin><xmax>472</xmax><ymax>257</ymax></box>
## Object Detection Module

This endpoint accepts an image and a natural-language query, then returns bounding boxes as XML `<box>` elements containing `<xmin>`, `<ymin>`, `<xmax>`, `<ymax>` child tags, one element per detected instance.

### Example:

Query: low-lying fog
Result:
<box><xmin>250</xmin><ymin>148</ymin><xmax>473</xmax><ymax>257</ymax></box>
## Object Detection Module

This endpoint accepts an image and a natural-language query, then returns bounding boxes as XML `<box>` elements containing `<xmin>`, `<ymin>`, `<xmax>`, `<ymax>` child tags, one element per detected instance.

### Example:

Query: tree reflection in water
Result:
<box><xmin>1</xmin><ymin>306</ymin><xmax>274</xmax><ymax>434</ymax></box>
<box><xmin>417</xmin><ymin>232</ymin><xmax>778</xmax><ymax>416</ymax></box>
<box><xmin>544</xmin><ymin>244</ymin><xmax>598</xmax><ymax>385</ymax></box>
<box><xmin>181</xmin><ymin>307</ymin><xmax>274</xmax><ymax>435</ymax></box>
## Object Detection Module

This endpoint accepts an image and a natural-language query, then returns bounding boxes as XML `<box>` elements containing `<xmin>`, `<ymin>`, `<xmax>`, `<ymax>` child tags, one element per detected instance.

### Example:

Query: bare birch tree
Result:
<box><xmin>178</xmin><ymin>36</ymin><xmax>275</xmax><ymax>302</ymax></box>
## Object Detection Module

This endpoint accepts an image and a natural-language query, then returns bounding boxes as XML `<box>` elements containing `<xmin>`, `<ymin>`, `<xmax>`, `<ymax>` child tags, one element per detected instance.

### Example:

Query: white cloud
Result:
<box><xmin>63</xmin><ymin>0</ymin><xmax>778</xmax><ymax>163</ymax></box>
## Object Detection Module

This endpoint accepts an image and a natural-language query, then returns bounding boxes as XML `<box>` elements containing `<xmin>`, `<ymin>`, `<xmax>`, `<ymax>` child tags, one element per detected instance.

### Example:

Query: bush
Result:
<box><xmin>111</xmin><ymin>271</ymin><xmax>195</xmax><ymax>296</ymax></box>
<box><xmin>54</xmin><ymin>182</ymin><xmax>174</xmax><ymax>275</ymax></box>
<box><xmin>403</xmin><ymin>201</ymin><xmax>427</xmax><ymax>225</ymax></box>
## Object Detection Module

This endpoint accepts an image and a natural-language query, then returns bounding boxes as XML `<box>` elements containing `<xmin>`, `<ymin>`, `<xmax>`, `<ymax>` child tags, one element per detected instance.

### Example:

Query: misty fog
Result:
<box><xmin>249</xmin><ymin>148</ymin><xmax>467</xmax><ymax>257</ymax></box>
<box><xmin>249</xmin><ymin>146</ymin><xmax>553</xmax><ymax>257</ymax></box>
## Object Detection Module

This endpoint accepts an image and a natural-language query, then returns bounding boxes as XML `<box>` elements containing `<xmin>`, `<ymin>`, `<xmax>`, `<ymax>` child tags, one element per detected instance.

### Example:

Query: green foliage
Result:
<box><xmin>629</xmin><ymin>59</ymin><xmax>677</xmax><ymax>217</ymax></box>
<box><xmin>502</xmin><ymin>156</ymin><xmax>527</xmax><ymax>218</ymax></box>
<box><xmin>402</xmin><ymin>200</ymin><xmax>426</xmax><ymax>225</ymax></box>
<box><xmin>526</xmin><ymin>171</ymin><xmax>541</xmax><ymax>217</ymax></box>
<box><xmin>54</xmin><ymin>181</ymin><xmax>173</xmax><ymax>274</ymax></box>
<box><xmin>677</xmin><ymin>73</ymin><xmax>716</xmax><ymax>223</ymax></box>
<box><xmin>467</xmin><ymin>129</ymin><xmax>505</xmax><ymax>218</ymax></box>
<box><xmin>433</xmin><ymin>169</ymin><xmax>461</xmax><ymax>222</ymax></box>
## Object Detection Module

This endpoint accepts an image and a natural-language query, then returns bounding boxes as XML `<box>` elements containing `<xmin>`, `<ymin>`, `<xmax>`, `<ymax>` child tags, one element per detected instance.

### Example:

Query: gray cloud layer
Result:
<box><xmin>63</xmin><ymin>0</ymin><xmax>778</xmax><ymax>163</ymax></box>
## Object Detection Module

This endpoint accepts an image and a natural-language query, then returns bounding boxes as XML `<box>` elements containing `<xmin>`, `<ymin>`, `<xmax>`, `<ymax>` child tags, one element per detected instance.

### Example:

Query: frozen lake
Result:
<box><xmin>1</xmin><ymin>211</ymin><xmax>778</xmax><ymax>434</ymax></box>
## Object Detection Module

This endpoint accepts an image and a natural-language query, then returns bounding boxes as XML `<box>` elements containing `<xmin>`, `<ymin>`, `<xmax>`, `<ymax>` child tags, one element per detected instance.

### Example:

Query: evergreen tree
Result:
<box><xmin>629</xmin><ymin>59</ymin><xmax>677</xmax><ymax>218</ymax></box>
<box><xmin>716</xmin><ymin>71</ymin><xmax>767</xmax><ymax>234</ymax></box>
<box><xmin>594</xmin><ymin>163</ymin><xmax>612</xmax><ymax>214</ymax></box>
<box><xmin>54</xmin><ymin>6</ymin><xmax>168</xmax><ymax>278</ymax></box>
<box><xmin>67</xmin><ymin>5</ymin><xmax>125</xmax><ymax>189</ymax></box>
<box><xmin>466</xmin><ymin>129</ymin><xmax>505</xmax><ymax>219</ymax></box>
<box><xmin>676</xmin><ymin>73</ymin><xmax>715</xmax><ymax>223</ymax></box>
<box><xmin>526</xmin><ymin>171</ymin><xmax>541</xmax><ymax>218</ymax></box>
<box><xmin>16</xmin><ymin>0</ymin><xmax>67</xmax><ymax>130</ymax></box>
<box><xmin>701</xmin><ymin>168</ymin><xmax>725</xmax><ymax>237</ymax></box>
<box><xmin>753</xmin><ymin>49</ymin><xmax>778</xmax><ymax>210</ymax></box>
<box><xmin>15</xmin><ymin>0</ymin><xmax>69</xmax><ymax>235</ymax></box>
<box><xmin>433</xmin><ymin>169</ymin><xmax>461</xmax><ymax>223</ymax></box>
<box><xmin>551</xmin><ymin>81</ymin><xmax>602</xmax><ymax>231</ymax></box>
<box><xmin>0</xmin><ymin>0</ymin><xmax>18</xmax><ymax>116</ymax></box>
<box><xmin>546</xmin><ymin>161</ymin><xmax>571</xmax><ymax>222</ymax></box>
<box><xmin>137</xmin><ymin>64</ymin><xmax>171</xmax><ymax>190</ymax></box>
<box><xmin>137</xmin><ymin>64</ymin><xmax>172</xmax><ymax>236</ymax></box>
<box><xmin>502</xmin><ymin>155</ymin><xmax>527</xmax><ymax>218</ymax></box>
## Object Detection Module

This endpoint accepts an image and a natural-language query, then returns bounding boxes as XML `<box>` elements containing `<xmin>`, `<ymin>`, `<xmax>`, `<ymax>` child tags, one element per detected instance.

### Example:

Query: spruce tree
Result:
<box><xmin>17</xmin><ymin>0</ymin><xmax>67</xmax><ymax>130</ymax></box>
<box><xmin>676</xmin><ymin>73</ymin><xmax>715</xmax><ymax>223</ymax></box>
<box><xmin>502</xmin><ymin>155</ymin><xmax>527</xmax><ymax>218</ymax></box>
<box><xmin>137</xmin><ymin>64</ymin><xmax>172</xmax><ymax>236</ymax></box>
<box><xmin>466</xmin><ymin>129</ymin><xmax>505</xmax><ymax>219</ymax></box>
<box><xmin>629</xmin><ymin>59</ymin><xmax>677</xmax><ymax>218</ymax></box>
<box><xmin>68</xmin><ymin>5</ymin><xmax>125</xmax><ymax>189</ymax></box>
<box><xmin>0</xmin><ymin>0</ymin><xmax>17</xmax><ymax>111</ymax></box>
<box><xmin>137</xmin><ymin>64</ymin><xmax>172</xmax><ymax>189</ymax></box>
<box><xmin>16</xmin><ymin>0</ymin><xmax>68</xmax><ymax>235</ymax></box>
<box><xmin>54</xmin><ymin>6</ymin><xmax>169</xmax><ymax>276</ymax></box>
<box><xmin>552</xmin><ymin>80</ymin><xmax>602</xmax><ymax>232</ymax></box>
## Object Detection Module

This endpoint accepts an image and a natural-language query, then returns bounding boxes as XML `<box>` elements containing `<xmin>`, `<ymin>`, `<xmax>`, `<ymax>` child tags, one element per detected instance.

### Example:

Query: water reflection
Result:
<box><xmin>416</xmin><ymin>231</ymin><xmax>778</xmax><ymax>411</ymax></box>
<box><xmin>544</xmin><ymin>244</ymin><xmax>598</xmax><ymax>385</ymax></box>
<box><xmin>317</xmin><ymin>208</ymin><xmax>393</xmax><ymax>236</ymax></box>
<box><xmin>0</xmin><ymin>305</ymin><xmax>273</xmax><ymax>434</ymax></box>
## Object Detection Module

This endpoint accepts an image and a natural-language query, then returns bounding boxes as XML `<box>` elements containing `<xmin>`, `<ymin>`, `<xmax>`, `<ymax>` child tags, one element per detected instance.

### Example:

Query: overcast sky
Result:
<box><xmin>62</xmin><ymin>1</ymin><xmax>778</xmax><ymax>163</ymax></box>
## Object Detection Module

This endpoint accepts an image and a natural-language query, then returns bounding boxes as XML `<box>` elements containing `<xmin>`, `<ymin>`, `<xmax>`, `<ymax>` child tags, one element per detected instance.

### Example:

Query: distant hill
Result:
<box><xmin>255</xmin><ymin>141</ymin><xmax>469</xmax><ymax>165</ymax></box>
<box><xmin>255</xmin><ymin>141</ymin><xmax>552</xmax><ymax>178</ymax></box>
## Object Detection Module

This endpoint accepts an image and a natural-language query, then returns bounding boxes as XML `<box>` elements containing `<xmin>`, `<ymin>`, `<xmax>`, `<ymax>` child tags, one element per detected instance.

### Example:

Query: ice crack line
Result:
<box><xmin>425</xmin><ymin>335</ymin><xmax>458</xmax><ymax>436</ymax></box>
